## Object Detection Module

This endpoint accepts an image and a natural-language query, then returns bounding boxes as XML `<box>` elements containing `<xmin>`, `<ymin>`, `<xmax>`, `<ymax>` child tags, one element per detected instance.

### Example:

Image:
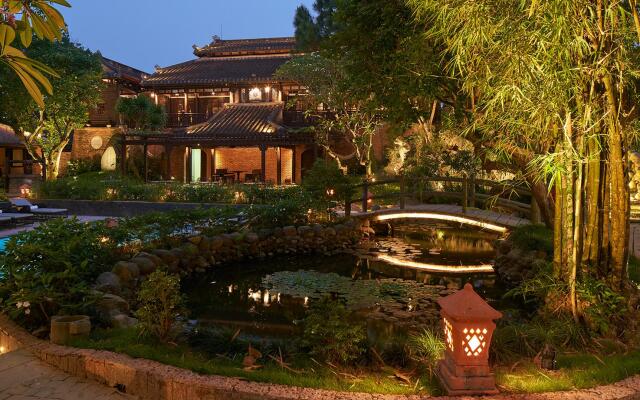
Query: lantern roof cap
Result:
<box><xmin>437</xmin><ymin>283</ymin><xmax>502</xmax><ymax>321</ymax></box>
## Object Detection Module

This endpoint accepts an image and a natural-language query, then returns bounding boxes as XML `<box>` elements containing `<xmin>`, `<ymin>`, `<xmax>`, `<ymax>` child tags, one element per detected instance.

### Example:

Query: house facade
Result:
<box><xmin>121</xmin><ymin>36</ymin><xmax>318</xmax><ymax>184</ymax></box>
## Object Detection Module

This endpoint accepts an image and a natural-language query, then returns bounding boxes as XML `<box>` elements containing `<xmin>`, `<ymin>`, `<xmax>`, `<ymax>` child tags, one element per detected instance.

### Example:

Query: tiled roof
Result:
<box><xmin>101</xmin><ymin>57</ymin><xmax>148</xmax><ymax>84</ymax></box>
<box><xmin>194</xmin><ymin>37</ymin><xmax>296</xmax><ymax>57</ymax></box>
<box><xmin>186</xmin><ymin>103</ymin><xmax>283</xmax><ymax>138</ymax></box>
<box><xmin>142</xmin><ymin>55</ymin><xmax>291</xmax><ymax>87</ymax></box>
<box><xmin>0</xmin><ymin>124</ymin><xmax>24</xmax><ymax>147</ymax></box>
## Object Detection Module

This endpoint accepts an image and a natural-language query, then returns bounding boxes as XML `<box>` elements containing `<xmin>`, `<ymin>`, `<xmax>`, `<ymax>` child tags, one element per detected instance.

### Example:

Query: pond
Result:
<box><xmin>184</xmin><ymin>221</ymin><xmax>504</xmax><ymax>342</ymax></box>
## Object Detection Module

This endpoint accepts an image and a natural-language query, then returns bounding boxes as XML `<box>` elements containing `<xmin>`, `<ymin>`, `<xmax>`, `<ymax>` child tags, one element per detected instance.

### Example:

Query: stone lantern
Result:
<box><xmin>436</xmin><ymin>283</ymin><xmax>502</xmax><ymax>396</ymax></box>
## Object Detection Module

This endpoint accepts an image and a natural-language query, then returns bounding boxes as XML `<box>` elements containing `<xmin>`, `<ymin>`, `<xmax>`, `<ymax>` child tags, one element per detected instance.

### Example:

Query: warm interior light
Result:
<box><xmin>444</xmin><ymin>318</ymin><xmax>454</xmax><ymax>351</ymax></box>
<box><xmin>463</xmin><ymin>327</ymin><xmax>488</xmax><ymax>356</ymax></box>
<box><xmin>375</xmin><ymin>212</ymin><xmax>507</xmax><ymax>233</ymax></box>
<box><xmin>377</xmin><ymin>254</ymin><xmax>494</xmax><ymax>273</ymax></box>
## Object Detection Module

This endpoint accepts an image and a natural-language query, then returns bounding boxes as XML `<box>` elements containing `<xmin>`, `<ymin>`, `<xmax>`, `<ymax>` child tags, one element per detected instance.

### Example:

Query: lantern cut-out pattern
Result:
<box><xmin>436</xmin><ymin>283</ymin><xmax>502</xmax><ymax>396</ymax></box>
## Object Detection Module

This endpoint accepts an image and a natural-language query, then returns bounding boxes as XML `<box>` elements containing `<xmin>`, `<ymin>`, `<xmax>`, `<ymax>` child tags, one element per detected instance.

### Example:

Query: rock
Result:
<box><xmin>96</xmin><ymin>294</ymin><xmax>129</xmax><ymax>321</ymax></box>
<box><xmin>112</xmin><ymin>261</ymin><xmax>139</xmax><ymax>282</ymax></box>
<box><xmin>188</xmin><ymin>236</ymin><xmax>203</xmax><ymax>245</ymax></box>
<box><xmin>245</xmin><ymin>232</ymin><xmax>259</xmax><ymax>243</ymax></box>
<box><xmin>181</xmin><ymin>243</ymin><xmax>200</xmax><ymax>257</ymax></box>
<box><xmin>325</xmin><ymin>227</ymin><xmax>337</xmax><ymax>236</ymax></box>
<box><xmin>298</xmin><ymin>225</ymin><xmax>313</xmax><ymax>238</ymax></box>
<box><xmin>137</xmin><ymin>252</ymin><xmax>163</xmax><ymax>266</ymax></box>
<box><xmin>193</xmin><ymin>256</ymin><xmax>210</xmax><ymax>269</ymax></box>
<box><xmin>95</xmin><ymin>272</ymin><xmax>121</xmax><ymax>294</ymax></box>
<box><xmin>210</xmin><ymin>237</ymin><xmax>224</xmax><ymax>250</ymax></box>
<box><xmin>283</xmin><ymin>226</ymin><xmax>297</xmax><ymax>237</ymax></box>
<box><xmin>150</xmin><ymin>249</ymin><xmax>178</xmax><ymax>265</ymax></box>
<box><xmin>229</xmin><ymin>232</ymin><xmax>243</xmax><ymax>242</ymax></box>
<box><xmin>111</xmin><ymin>314</ymin><xmax>138</xmax><ymax>329</ymax></box>
<box><xmin>50</xmin><ymin>315</ymin><xmax>91</xmax><ymax>345</ymax></box>
<box><xmin>131</xmin><ymin>256</ymin><xmax>157</xmax><ymax>275</ymax></box>
<box><xmin>198</xmin><ymin>236</ymin><xmax>212</xmax><ymax>252</ymax></box>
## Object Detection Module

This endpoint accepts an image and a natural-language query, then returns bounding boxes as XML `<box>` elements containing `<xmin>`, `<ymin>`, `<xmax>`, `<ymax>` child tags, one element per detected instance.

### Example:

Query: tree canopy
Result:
<box><xmin>0</xmin><ymin>35</ymin><xmax>103</xmax><ymax>179</ymax></box>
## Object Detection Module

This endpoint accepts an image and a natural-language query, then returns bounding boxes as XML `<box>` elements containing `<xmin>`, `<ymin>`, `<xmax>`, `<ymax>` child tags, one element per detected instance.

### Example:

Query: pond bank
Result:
<box><xmin>2</xmin><ymin>313</ymin><xmax>640</xmax><ymax>400</ymax></box>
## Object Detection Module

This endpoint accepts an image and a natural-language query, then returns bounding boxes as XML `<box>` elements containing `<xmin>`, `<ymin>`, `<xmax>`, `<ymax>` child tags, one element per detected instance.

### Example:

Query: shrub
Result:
<box><xmin>302</xmin><ymin>296</ymin><xmax>367</xmax><ymax>365</ymax></box>
<box><xmin>135</xmin><ymin>270</ymin><xmax>186</xmax><ymax>342</ymax></box>
<box><xmin>302</xmin><ymin>160</ymin><xmax>356</xmax><ymax>204</ymax></box>
<box><xmin>66</xmin><ymin>156</ymin><xmax>101</xmax><ymax>177</ymax></box>
<box><xmin>0</xmin><ymin>218</ymin><xmax>115</xmax><ymax>329</ymax></box>
<box><xmin>508</xmin><ymin>224</ymin><xmax>553</xmax><ymax>255</ymax></box>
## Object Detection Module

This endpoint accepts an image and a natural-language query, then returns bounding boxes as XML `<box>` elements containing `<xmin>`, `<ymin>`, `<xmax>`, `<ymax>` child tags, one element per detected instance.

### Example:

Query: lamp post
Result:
<box><xmin>436</xmin><ymin>283</ymin><xmax>502</xmax><ymax>396</ymax></box>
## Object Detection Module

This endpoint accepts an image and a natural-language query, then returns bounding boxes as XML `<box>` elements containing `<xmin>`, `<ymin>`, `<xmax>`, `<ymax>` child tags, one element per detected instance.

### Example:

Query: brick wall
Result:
<box><xmin>59</xmin><ymin>127</ymin><xmax>121</xmax><ymax>176</ymax></box>
<box><xmin>168</xmin><ymin>146</ymin><xmax>299</xmax><ymax>184</ymax></box>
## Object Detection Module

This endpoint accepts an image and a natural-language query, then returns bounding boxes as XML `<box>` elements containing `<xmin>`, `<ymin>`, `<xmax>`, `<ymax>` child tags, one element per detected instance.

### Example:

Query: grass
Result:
<box><xmin>70</xmin><ymin>327</ymin><xmax>640</xmax><ymax>395</ymax></box>
<box><xmin>70</xmin><ymin>328</ymin><xmax>440</xmax><ymax>396</ymax></box>
<box><xmin>496</xmin><ymin>350</ymin><xmax>640</xmax><ymax>393</ymax></box>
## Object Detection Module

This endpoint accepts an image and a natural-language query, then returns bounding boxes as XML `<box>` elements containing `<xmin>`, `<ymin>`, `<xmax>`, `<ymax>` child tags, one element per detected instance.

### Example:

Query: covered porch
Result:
<box><xmin>119</xmin><ymin>103</ymin><xmax>315</xmax><ymax>184</ymax></box>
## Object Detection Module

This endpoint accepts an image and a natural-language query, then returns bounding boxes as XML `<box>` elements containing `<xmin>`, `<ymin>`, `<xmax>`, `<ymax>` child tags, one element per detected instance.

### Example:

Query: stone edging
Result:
<box><xmin>2</xmin><ymin>314</ymin><xmax>640</xmax><ymax>400</ymax></box>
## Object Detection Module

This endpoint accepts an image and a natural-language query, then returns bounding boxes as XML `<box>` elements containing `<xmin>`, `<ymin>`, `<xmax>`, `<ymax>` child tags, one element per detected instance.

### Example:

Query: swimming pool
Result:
<box><xmin>0</xmin><ymin>237</ymin><xmax>10</xmax><ymax>252</ymax></box>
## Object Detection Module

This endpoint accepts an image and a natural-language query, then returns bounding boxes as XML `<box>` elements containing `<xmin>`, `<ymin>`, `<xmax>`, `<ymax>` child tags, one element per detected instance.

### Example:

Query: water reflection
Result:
<box><xmin>184</xmin><ymin>223</ymin><xmax>501</xmax><ymax>337</ymax></box>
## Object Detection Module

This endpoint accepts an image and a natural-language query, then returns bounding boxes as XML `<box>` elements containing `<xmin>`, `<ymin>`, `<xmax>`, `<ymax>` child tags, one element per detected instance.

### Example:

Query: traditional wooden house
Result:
<box><xmin>124</xmin><ymin>37</ymin><xmax>318</xmax><ymax>184</ymax></box>
<box><xmin>58</xmin><ymin>57</ymin><xmax>149</xmax><ymax>175</ymax></box>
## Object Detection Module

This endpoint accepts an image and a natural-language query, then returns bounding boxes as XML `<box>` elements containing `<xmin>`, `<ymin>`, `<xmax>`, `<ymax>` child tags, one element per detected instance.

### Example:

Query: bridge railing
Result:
<box><xmin>344</xmin><ymin>175</ymin><xmax>534</xmax><ymax>219</ymax></box>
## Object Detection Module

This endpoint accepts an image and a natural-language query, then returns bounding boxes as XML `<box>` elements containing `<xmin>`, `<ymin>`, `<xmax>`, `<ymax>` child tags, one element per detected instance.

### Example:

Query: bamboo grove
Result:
<box><xmin>409</xmin><ymin>0</ymin><xmax>640</xmax><ymax>319</ymax></box>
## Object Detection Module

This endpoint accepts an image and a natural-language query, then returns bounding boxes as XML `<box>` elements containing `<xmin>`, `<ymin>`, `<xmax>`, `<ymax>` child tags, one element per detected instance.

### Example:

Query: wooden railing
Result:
<box><xmin>166</xmin><ymin>113</ymin><xmax>209</xmax><ymax>128</ymax></box>
<box><xmin>344</xmin><ymin>175</ymin><xmax>533</xmax><ymax>219</ymax></box>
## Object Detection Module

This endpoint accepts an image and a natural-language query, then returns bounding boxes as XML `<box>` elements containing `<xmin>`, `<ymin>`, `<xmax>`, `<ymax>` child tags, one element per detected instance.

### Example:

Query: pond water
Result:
<box><xmin>184</xmin><ymin>222</ymin><xmax>503</xmax><ymax>340</ymax></box>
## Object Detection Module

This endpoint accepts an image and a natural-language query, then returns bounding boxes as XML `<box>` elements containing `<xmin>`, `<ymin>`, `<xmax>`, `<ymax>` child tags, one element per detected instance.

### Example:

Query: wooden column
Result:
<box><xmin>164</xmin><ymin>144</ymin><xmax>173</xmax><ymax>180</ymax></box>
<box><xmin>185</xmin><ymin>147</ymin><xmax>192</xmax><ymax>183</ymax></box>
<box><xmin>260</xmin><ymin>145</ymin><xmax>267</xmax><ymax>183</ymax></box>
<box><xmin>276</xmin><ymin>147</ymin><xmax>282</xmax><ymax>185</ymax></box>
<box><xmin>291</xmin><ymin>146</ymin><xmax>297</xmax><ymax>184</ymax></box>
<box><xmin>211</xmin><ymin>148</ymin><xmax>216</xmax><ymax>177</ymax></box>
<box><xmin>143</xmin><ymin>142</ymin><xmax>148</xmax><ymax>183</ymax></box>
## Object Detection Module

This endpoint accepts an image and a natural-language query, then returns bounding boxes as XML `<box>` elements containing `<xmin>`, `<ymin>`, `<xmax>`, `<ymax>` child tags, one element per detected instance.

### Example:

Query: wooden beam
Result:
<box><xmin>260</xmin><ymin>145</ymin><xmax>267</xmax><ymax>183</ymax></box>
<box><xmin>211</xmin><ymin>148</ymin><xmax>216</xmax><ymax>178</ymax></box>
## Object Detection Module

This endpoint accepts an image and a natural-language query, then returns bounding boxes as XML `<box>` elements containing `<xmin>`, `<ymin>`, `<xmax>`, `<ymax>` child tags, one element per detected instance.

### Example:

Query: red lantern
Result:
<box><xmin>436</xmin><ymin>283</ymin><xmax>502</xmax><ymax>396</ymax></box>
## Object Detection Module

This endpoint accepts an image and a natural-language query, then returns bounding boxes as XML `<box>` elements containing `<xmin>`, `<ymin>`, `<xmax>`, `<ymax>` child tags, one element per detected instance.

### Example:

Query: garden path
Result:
<box><xmin>0</xmin><ymin>349</ymin><xmax>136</xmax><ymax>400</ymax></box>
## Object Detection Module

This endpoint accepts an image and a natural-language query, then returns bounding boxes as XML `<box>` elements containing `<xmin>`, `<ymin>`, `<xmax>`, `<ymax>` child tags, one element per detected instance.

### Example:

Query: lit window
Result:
<box><xmin>249</xmin><ymin>87</ymin><xmax>262</xmax><ymax>101</ymax></box>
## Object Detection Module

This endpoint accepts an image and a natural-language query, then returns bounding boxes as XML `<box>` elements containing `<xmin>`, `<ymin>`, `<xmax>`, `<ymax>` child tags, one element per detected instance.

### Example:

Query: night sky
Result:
<box><xmin>61</xmin><ymin>0</ymin><xmax>314</xmax><ymax>73</ymax></box>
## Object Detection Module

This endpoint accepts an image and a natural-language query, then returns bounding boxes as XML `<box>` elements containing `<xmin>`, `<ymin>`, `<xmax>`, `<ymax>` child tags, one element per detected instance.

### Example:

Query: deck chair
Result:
<box><xmin>10</xmin><ymin>198</ymin><xmax>68</xmax><ymax>218</ymax></box>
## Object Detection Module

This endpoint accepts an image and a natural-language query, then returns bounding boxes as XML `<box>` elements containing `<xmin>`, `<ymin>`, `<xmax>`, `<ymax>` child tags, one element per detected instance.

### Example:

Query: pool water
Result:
<box><xmin>0</xmin><ymin>237</ymin><xmax>9</xmax><ymax>253</ymax></box>
<box><xmin>184</xmin><ymin>222</ymin><xmax>503</xmax><ymax>338</ymax></box>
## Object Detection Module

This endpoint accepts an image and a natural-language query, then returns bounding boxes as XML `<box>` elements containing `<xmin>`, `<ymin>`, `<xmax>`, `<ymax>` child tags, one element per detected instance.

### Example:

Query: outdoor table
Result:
<box><xmin>229</xmin><ymin>170</ymin><xmax>245</xmax><ymax>182</ymax></box>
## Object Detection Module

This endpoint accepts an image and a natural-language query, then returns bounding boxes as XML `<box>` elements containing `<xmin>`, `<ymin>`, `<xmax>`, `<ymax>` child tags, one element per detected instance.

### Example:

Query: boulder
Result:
<box><xmin>188</xmin><ymin>236</ymin><xmax>203</xmax><ymax>245</ymax></box>
<box><xmin>245</xmin><ymin>232</ymin><xmax>259</xmax><ymax>243</ymax></box>
<box><xmin>193</xmin><ymin>256</ymin><xmax>210</xmax><ymax>269</ymax></box>
<box><xmin>298</xmin><ymin>225</ymin><xmax>313</xmax><ymax>238</ymax></box>
<box><xmin>325</xmin><ymin>227</ymin><xmax>337</xmax><ymax>237</ymax></box>
<box><xmin>111</xmin><ymin>314</ymin><xmax>138</xmax><ymax>329</ymax></box>
<box><xmin>210</xmin><ymin>237</ymin><xmax>224</xmax><ymax>250</ymax></box>
<box><xmin>131</xmin><ymin>256</ymin><xmax>157</xmax><ymax>275</ymax></box>
<box><xmin>283</xmin><ymin>226</ymin><xmax>297</xmax><ymax>237</ymax></box>
<box><xmin>96</xmin><ymin>294</ymin><xmax>129</xmax><ymax>320</ymax></box>
<box><xmin>181</xmin><ymin>243</ymin><xmax>200</xmax><ymax>257</ymax></box>
<box><xmin>95</xmin><ymin>272</ymin><xmax>121</xmax><ymax>294</ymax></box>
<box><xmin>137</xmin><ymin>251</ymin><xmax>163</xmax><ymax>266</ymax></box>
<box><xmin>198</xmin><ymin>236</ymin><xmax>212</xmax><ymax>252</ymax></box>
<box><xmin>112</xmin><ymin>261</ymin><xmax>139</xmax><ymax>283</ymax></box>
<box><xmin>150</xmin><ymin>248</ymin><xmax>178</xmax><ymax>265</ymax></box>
